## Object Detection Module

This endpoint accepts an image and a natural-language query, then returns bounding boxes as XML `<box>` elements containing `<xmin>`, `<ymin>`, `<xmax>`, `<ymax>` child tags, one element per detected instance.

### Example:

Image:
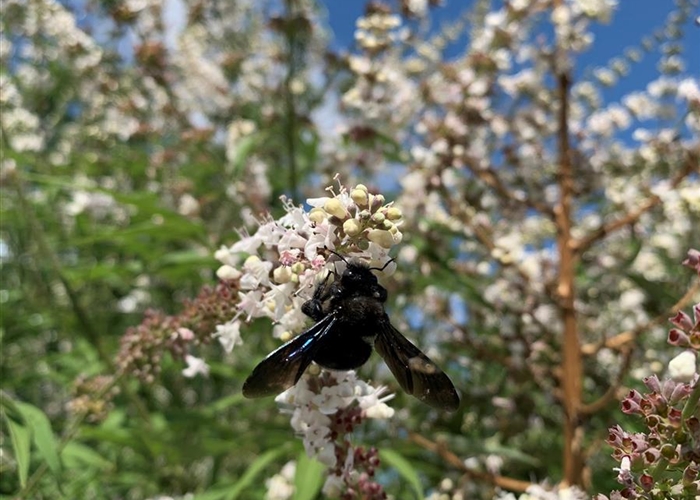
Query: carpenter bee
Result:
<box><xmin>242</xmin><ymin>258</ymin><xmax>460</xmax><ymax>411</ymax></box>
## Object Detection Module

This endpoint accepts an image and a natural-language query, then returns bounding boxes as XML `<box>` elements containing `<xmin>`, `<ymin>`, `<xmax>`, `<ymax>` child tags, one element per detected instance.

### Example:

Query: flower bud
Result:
<box><xmin>216</xmin><ymin>265</ymin><xmax>241</xmax><ymax>281</ymax></box>
<box><xmin>670</xmin><ymin>311</ymin><xmax>694</xmax><ymax>331</ymax></box>
<box><xmin>668</xmin><ymin>351</ymin><xmax>697</xmax><ymax>382</ymax></box>
<box><xmin>343</xmin><ymin>218</ymin><xmax>362</xmax><ymax>236</ymax></box>
<box><xmin>324</xmin><ymin>198</ymin><xmax>348</xmax><ymax>219</ymax></box>
<box><xmin>643</xmin><ymin>375</ymin><xmax>662</xmax><ymax>393</ymax></box>
<box><xmin>371</xmin><ymin>212</ymin><xmax>385</xmax><ymax>224</ymax></box>
<box><xmin>660</xmin><ymin>443</ymin><xmax>679</xmax><ymax>460</ymax></box>
<box><xmin>367</xmin><ymin>229</ymin><xmax>394</xmax><ymax>249</ymax></box>
<box><xmin>273</xmin><ymin>265</ymin><xmax>293</xmax><ymax>283</ymax></box>
<box><xmin>668</xmin><ymin>382</ymin><xmax>691</xmax><ymax>404</ymax></box>
<box><xmin>351</xmin><ymin>188</ymin><xmax>369</xmax><ymax>207</ymax></box>
<box><xmin>309</xmin><ymin>207</ymin><xmax>327</xmax><ymax>224</ymax></box>
<box><xmin>639</xmin><ymin>473</ymin><xmax>654</xmax><ymax>492</ymax></box>
<box><xmin>643</xmin><ymin>448</ymin><xmax>660</xmax><ymax>465</ymax></box>
<box><xmin>369</xmin><ymin>194</ymin><xmax>384</xmax><ymax>212</ymax></box>
<box><xmin>385</xmin><ymin>206</ymin><xmax>402</xmax><ymax>220</ymax></box>
<box><xmin>683</xmin><ymin>464</ymin><xmax>699</xmax><ymax>487</ymax></box>
<box><xmin>668</xmin><ymin>328</ymin><xmax>690</xmax><ymax>346</ymax></box>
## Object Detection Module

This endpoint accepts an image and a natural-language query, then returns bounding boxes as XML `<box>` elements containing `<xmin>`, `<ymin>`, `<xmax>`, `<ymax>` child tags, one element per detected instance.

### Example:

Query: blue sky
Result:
<box><xmin>320</xmin><ymin>1</ymin><xmax>700</xmax><ymax>104</ymax></box>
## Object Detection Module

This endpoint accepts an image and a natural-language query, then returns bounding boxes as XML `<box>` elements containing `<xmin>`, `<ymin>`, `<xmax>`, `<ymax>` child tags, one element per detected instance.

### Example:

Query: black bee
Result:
<box><xmin>242</xmin><ymin>259</ymin><xmax>460</xmax><ymax>411</ymax></box>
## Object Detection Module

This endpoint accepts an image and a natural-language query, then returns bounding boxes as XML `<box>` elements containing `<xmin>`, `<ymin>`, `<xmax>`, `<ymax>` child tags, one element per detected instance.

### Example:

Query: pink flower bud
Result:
<box><xmin>670</xmin><ymin>311</ymin><xmax>694</xmax><ymax>331</ymax></box>
<box><xmin>668</xmin><ymin>328</ymin><xmax>691</xmax><ymax>346</ymax></box>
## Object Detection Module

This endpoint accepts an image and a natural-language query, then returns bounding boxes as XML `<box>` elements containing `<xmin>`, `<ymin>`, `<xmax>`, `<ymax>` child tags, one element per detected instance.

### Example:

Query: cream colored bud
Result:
<box><xmin>669</xmin><ymin>351</ymin><xmax>697</xmax><ymax>382</ymax></box>
<box><xmin>273</xmin><ymin>265</ymin><xmax>293</xmax><ymax>284</ymax></box>
<box><xmin>354</xmin><ymin>184</ymin><xmax>368</xmax><ymax>192</ymax></box>
<box><xmin>386</xmin><ymin>206</ymin><xmax>402</xmax><ymax>220</ymax></box>
<box><xmin>324</xmin><ymin>198</ymin><xmax>347</xmax><ymax>219</ymax></box>
<box><xmin>216</xmin><ymin>265</ymin><xmax>241</xmax><ymax>281</ymax></box>
<box><xmin>309</xmin><ymin>207</ymin><xmax>327</xmax><ymax>224</ymax></box>
<box><xmin>343</xmin><ymin>218</ymin><xmax>362</xmax><ymax>236</ymax></box>
<box><xmin>280</xmin><ymin>331</ymin><xmax>292</xmax><ymax>342</ymax></box>
<box><xmin>244</xmin><ymin>255</ymin><xmax>261</xmax><ymax>267</ymax></box>
<box><xmin>351</xmin><ymin>188</ymin><xmax>369</xmax><ymax>207</ymax></box>
<box><xmin>382</xmin><ymin>219</ymin><xmax>394</xmax><ymax>230</ymax></box>
<box><xmin>371</xmin><ymin>212</ymin><xmax>385</xmax><ymax>224</ymax></box>
<box><xmin>291</xmin><ymin>262</ymin><xmax>306</xmax><ymax>274</ymax></box>
<box><xmin>367</xmin><ymin>229</ymin><xmax>395</xmax><ymax>249</ymax></box>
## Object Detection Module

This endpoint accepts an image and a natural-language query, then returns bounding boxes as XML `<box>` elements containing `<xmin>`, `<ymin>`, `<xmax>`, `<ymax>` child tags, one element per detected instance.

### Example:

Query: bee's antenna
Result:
<box><xmin>324</xmin><ymin>247</ymin><xmax>349</xmax><ymax>265</ymax></box>
<box><xmin>369</xmin><ymin>258</ymin><xmax>395</xmax><ymax>272</ymax></box>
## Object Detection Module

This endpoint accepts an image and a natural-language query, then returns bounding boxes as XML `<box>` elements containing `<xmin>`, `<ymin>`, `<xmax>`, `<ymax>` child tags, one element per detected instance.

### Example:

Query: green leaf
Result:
<box><xmin>16</xmin><ymin>401</ymin><xmax>62</xmax><ymax>476</ymax></box>
<box><xmin>293</xmin><ymin>451</ymin><xmax>324</xmax><ymax>500</ymax></box>
<box><xmin>199</xmin><ymin>393</ymin><xmax>247</xmax><ymax>417</ymax></box>
<box><xmin>193</xmin><ymin>445</ymin><xmax>287</xmax><ymax>500</ymax></box>
<box><xmin>0</xmin><ymin>391</ymin><xmax>23</xmax><ymax>420</ymax></box>
<box><xmin>61</xmin><ymin>442</ymin><xmax>113</xmax><ymax>471</ymax></box>
<box><xmin>6</xmin><ymin>414</ymin><xmax>31</xmax><ymax>488</ymax></box>
<box><xmin>379</xmin><ymin>449</ymin><xmax>424</xmax><ymax>500</ymax></box>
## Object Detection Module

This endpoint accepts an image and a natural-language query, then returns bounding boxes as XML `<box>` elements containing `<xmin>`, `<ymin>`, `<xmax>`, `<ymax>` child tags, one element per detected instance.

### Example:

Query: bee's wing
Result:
<box><xmin>242</xmin><ymin>315</ymin><xmax>338</xmax><ymax>398</ymax></box>
<box><xmin>374</xmin><ymin>320</ymin><xmax>460</xmax><ymax>412</ymax></box>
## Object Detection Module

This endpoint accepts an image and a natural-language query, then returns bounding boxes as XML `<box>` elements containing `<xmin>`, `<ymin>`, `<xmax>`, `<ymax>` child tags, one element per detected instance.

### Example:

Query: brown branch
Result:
<box><xmin>579</xmin><ymin>345</ymin><xmax>634</xmax><ymax>415</ymax></box>
<box><xmin>553</xmin><ymin>63</ymin><xmax>583</xmax><ymax>484</ymax></box>
<box><xmin>408</xmin><ymin>432</ymin><xmax>533</xmax><ymax>493</ymax></box>
<box><xmin>437</xmin><ymin>183</ymin><xmax>563</xmax><ymax>306</ymax></box>
<box><xmin>572</xmin><ymin>152</ymin><xmax>697</xmax><ymax>255</ymax></box>
<box><xmin>581</xmin><ymin>280</ymin><xmax>700</xmax><ymax>356</ymax></box>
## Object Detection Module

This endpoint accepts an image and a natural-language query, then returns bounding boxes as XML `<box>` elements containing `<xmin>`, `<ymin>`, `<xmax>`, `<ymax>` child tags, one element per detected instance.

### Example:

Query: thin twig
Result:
<box><xmin>581</xmin><ymin>280</ymin><xmax>700</xmax><ymax>356</ymax></box>
<box><xmin>408</xmin><ymin>432</ymin><xmax>533</xmax><ymax>493</ymax></box>
<box><xmin>579</xmin><ymin>345</ymin><xmax>634</xmax><ymax>415</ymax></box>
<box><xmin>571</xmin><ymin>152</ymin><xmax>697</xmax><ymax>255</ymax></box>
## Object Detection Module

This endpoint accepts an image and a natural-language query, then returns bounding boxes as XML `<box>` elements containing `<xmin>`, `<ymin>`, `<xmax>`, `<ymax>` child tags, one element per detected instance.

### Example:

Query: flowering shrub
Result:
<box><xmin>597</xmin><ymin>251</ymin><xmax>700</xmax><ymax>499</ymax></box>
<box><xmin>2</xmin><ymin>0</ymin><xmax>699</xmax><ymax>498</ymax></box>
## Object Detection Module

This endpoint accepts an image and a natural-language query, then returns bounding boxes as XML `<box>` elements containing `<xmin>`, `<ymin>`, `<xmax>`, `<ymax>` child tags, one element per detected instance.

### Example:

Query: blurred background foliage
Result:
<box><xmin>1</xmin><ymin>0</ymin><xmax>699</xmax><ymax>498</ymax></box>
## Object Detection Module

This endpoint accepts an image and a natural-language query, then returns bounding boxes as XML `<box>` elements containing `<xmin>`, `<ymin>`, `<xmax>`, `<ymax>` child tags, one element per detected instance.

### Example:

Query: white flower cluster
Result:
<box><xmin>354</xmin><ymin>12</ymin><xmax>403</xmax><ymax>52</ymax></box>
<box><xmin>265</xmin><ymin>461</ymin><xmax>296</xmax><ymax>500</ymax></box>
<box><xmin>274</xmin><ymin>371</ymin><xmax>394</xmax><ymax>494</ymax></box>
<box><xmin>213</xmin><ymin>182</ymin><xmax>401</xmax><ymax>353</ymax></box>
<box><xmin>495</xmin><ymin>484</ymin><xmax>588</xmax><ymax>500</ymax></box>
<box><xmin>343</xmin><ymin>11</ymin><xmax>417</xmax><ymax>137</ymax></box>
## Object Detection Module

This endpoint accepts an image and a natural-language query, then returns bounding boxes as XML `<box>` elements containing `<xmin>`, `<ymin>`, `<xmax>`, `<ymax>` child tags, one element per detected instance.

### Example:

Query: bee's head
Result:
<box><xmin>341</xmin><ymin>260</ymin><xmax>387</xmax><ymax>301</ymax></box>
<box><xmin>341</xmin><ymin>260</ymin><xmax>374</xmax><ymax>283</ymax></box>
